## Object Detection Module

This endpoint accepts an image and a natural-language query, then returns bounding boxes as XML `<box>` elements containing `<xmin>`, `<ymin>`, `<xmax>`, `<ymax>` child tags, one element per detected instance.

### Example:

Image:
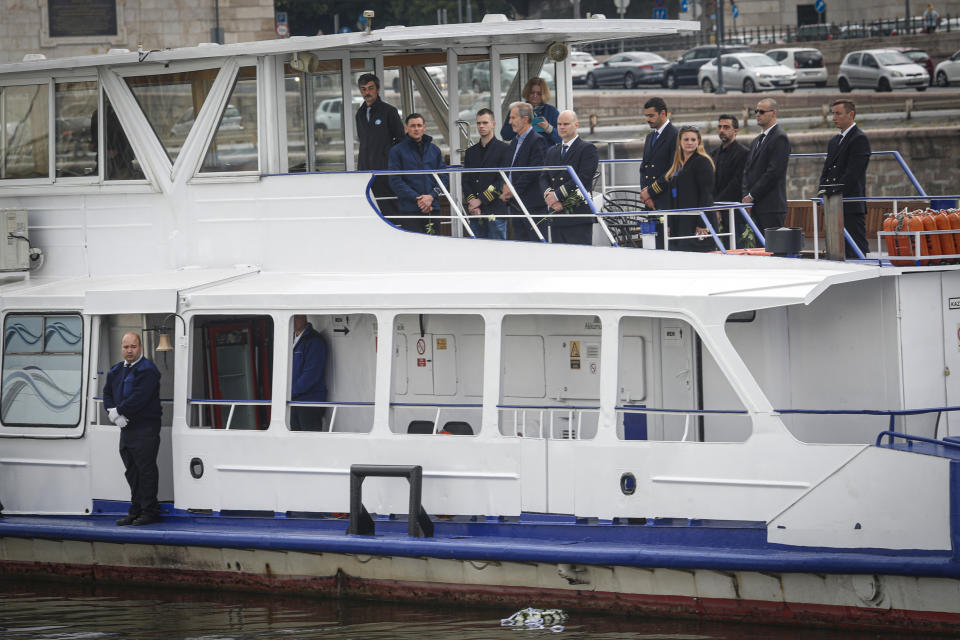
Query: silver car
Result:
<box><xmin>765</xmin><ymin>48</ymin><xmax>828</xmax><ymax>87</ymax></box>
<box><xmin>837</xmin><ymin>49</ymin><xmax>929</xmax><ymax>92</ymax></box>
<box><xmin>698</xmin><ymin>52</ymin><xmax>797</xmax><ymax>93</ymax></box>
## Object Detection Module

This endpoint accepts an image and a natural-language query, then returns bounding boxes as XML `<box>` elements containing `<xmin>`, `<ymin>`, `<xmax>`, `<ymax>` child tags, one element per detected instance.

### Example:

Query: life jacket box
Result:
<box><xmin>0</xmin><ymin>209</ymin><xmax>29</xmax><ymax>271</ymax></box>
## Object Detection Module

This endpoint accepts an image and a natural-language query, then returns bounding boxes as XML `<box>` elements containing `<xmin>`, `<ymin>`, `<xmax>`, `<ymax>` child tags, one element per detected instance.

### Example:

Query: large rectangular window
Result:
<box><xmin>200</xmin><ymin>66</ymin><xmax>258</xmax><ymax>173</ymax></box>
<box><xmin>55</xmin><ymin>81</ymin><xmax>98</xmax><ymax>178</ymax></box>
<box><xmin>2</xmin><ymin>314</ymin><xmax>83</xmax><ymax>427</ymax></box>
<box><xmin>1</xmin><ymin>84</ymin><xmax>50</xmax><ymax>180</ymax></box>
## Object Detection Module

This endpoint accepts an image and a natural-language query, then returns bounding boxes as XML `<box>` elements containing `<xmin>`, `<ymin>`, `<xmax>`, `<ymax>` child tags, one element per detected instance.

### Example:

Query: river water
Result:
<box><xmin>0</xmin><ymin>578</ymin><xmax>916</xmax><ymax>639</ymax></box>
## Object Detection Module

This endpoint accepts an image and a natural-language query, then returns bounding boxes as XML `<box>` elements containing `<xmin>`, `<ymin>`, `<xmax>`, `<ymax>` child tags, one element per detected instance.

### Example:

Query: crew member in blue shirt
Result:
<box><xmin>291</xmin><ymin>314</ymin><xmax>328</xmax><ymax>431</ymax></box>
<box><xmin>104</xmin><ymin>332</ymin><xmax>163</xmax><ymax>526</ymax></box>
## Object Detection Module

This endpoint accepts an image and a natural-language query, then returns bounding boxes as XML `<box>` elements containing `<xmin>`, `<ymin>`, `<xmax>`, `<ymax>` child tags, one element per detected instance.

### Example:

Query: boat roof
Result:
<box><xmin>0</xmin><ymin>19</ymin><xmax>698</xmax><ymax>74</ymax></box>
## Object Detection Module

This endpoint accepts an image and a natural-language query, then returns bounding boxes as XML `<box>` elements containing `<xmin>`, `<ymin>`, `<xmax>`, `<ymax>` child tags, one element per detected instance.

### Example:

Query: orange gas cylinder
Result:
<box><xmin>946</xmin><ymin>209</ymin><xmax>960</xmax><ymax>256</ymax></box>
<box><xmin>935</xmin><ymin>211</ymin><xmax>957</xmax><ymax>264</ymax></box>
<box><xmin>907</xmin><ymin>211</ymin><xmax>929</xmax><ymax>265</ymax></box>
<box><xmin>920</xmin><ymin>209</ymin><xmax>943</xmax><ymax>265</ymax></box>
<box><xmin>884</xmin><ymin>213</ymin><xmax>914</xmax><ymax>265</ymax></box>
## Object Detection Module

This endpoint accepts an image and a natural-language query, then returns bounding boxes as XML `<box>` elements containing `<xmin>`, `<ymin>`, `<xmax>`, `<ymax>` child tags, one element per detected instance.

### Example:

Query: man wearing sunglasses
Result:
<box><xmin>742</xmin><ymin>99</ymin><xmax>791</xmax><ymax>231</ymax></box>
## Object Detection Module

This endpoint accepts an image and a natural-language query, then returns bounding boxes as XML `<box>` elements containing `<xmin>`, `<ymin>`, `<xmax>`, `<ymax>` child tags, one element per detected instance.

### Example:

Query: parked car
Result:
<box><xmin>837</xmin><ymin>49</ymin><xmax>929</xmax><ymax>92</ymax></box>
<box><xmin>837</xmin><ymin>23</ymin><xmax>881</xmax><ymax>39</ymax></box>
<box><xmin>469</xmin><ymin>59</ymin><xmax>553</xmax><ymax>93</ymax></box>
<box><xmin>795</xmin><ymin>23</ymin><xmax>839</xmax><ymax>41</ymax></box>
<box><xmin>384</xmin><ymin>66</ymin><xmax>446</xmax><ymax>92</ymax></box>
<box><xmin>894</xmin><ymin>47</ymin><xmax>934</xmax><ymax>84</ymax></box>
<box><xmin>660</xmin><ymin>44</ymin><xmax>750</xmax><ymax>89</ymax></box>
<box><xmin>170</xmin><ymin>104</ymin><xmax>243</xmax><ymax>137</ymax></box>
<box><xmin>765</xmin><ymin>47</ymin><xmax>827</xmax><ymax>87</ymax></box>
<box><xmin>699</xmin><ymin>52</ymin><xmax>797</xmax><ymax>93</ymax></box>
<box><xmin>569</xmin><ymin>51</ymin><xmax>598</xmax><ymax>85</ymax></box>
<box><xmin>586</xmin><ymin>51</ymin><xmax>668</xmax><ymax>89</ymax></box>
<box><xmin>314</xmin><ymin>96</ymin><xmax>364</xmax><ymax>137</ymax></box>
<box><xmin>934</xmin><ymin>49</ymin><xmax>960</xmax><ymax>86</ymax></box>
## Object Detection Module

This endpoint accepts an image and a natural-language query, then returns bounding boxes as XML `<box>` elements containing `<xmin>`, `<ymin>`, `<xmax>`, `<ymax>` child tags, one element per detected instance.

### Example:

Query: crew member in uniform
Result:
<box><xmin>502</xmin><ymin>101</ymin><xmax>548</xmax><ymax>241</ymax></box>
<box><xmin>540</xmin><ymin>109</ymin><xmax>599</xmax><ymax>245</ymax></box>
<box><xmin>638</xmin><ymin>97</ymin><xmax>678</xmax><ymax>211</ymax></box>
<box><xmin>291</xmin><ymin>314</ymin><xmax>328</xmax><ymax>430</ymax></box>
<box><xmin>819</xmin><ymin>99</ymin><xmax>871</xmax><ymax>258</ymax></box>
<box><xmin>742</xmin><ymin>98</ymin><xmax>791</xmax><ymax>231</ymax></box>
<box><xmin>356</xmin><ymin>73</ymin><xmax>404</xmax><ymax>217</ymax></box>
<box><xmin>464</xmin><ymin>108</ymin><xmax>511</xmax><ymax>239</ymax></box>
<box><xmin>104</xmin><ymin>332</ymin><xmax>163</xmax><ymax>526</ymax></box>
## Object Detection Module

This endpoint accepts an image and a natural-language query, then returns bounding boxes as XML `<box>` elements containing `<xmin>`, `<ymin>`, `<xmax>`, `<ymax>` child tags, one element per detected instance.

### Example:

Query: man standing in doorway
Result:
<box><xmin>742</xmin><ymin>98</ymin><xmax>791</xmax><ymax>231</ymax></box>
<box><xmin>819</xmin><ymin>99</ymin><xmax>871</xmax><ymax>258</ymax></box>
<box><xmin>356</xmin><ymin>73</ymin><xmax>404</xmax><ymax>217</ymax></box>
<box><xmin>291</xmin><ymin>315</ymin><xmax>328</xmax><ymax>431</ymax></box>
<box><xmin>104</xmin><ymin>332</ymin><xmax>162</xmax><ymax>526</ymax></box>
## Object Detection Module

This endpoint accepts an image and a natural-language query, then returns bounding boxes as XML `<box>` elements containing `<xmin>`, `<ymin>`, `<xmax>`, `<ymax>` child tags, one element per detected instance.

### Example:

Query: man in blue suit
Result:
<box><xmin>103</xmin><ymin>332</ymin><xmax>162</xmax><ymax>526</ymax></box>
<box><xmin>819</xmin><ymin>99</ymin><xmax>871</xmax><ymax>258</ymax></box>
<box><xmin>540</xmin><ymin>110</ymin><xmax>599</xmax><ymax>245</ymax></box>
<box><xmin>638</xmin><ymin>97</ymin><xmax>678</xmax><ymax>211</ymax></box>
<box><xmin>291</xmin><ymin>314</ymin><xmax>328</xmax><ymax>431</ymax></box>
<box><xmin>501</xmin><ymin>101</ymin><xmax>547</xmax><ymax>241</ymax></box>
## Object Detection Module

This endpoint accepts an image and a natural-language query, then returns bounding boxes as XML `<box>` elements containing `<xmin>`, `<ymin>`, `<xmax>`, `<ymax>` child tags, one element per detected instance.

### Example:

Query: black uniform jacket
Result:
<box><xmin>355</xmin><ymin>98</ymin><xmax>404</xmax><ymax>170</ymax></box>
<box><xmin>819</xmin><ymin>125</ymin><xmax>871</xmax><ymax>215</ymax></box>
<box><xmin>539</xmin><ymin>137</ymin><xmax>600</xmax><ymax>227</ymax></box>
<box><xmin>464</xmin><ymin>138</ymin><xmax>511</xmax><ymax>214</ymax></box>
<box><xmin>741</xmin><ymin>124</ymin><xmax>791</xmax><ymax>217</ymax></box>
<box><xmin>641</xmin><ymin>122</ymin><xmax>678</xmax><ymax>209</ymax></box>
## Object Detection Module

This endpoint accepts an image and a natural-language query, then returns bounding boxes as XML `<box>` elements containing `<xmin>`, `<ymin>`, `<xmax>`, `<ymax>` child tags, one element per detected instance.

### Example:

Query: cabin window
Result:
<box><xmin>1</xmin><ymin>84</ymin><xmax>50</xmax><ymax>180</ymax></box>
<box><xmin>618</xmin><ymin>317</ymin><xmax>749</xmax><ymax>442</ymax></box>
<box><xmin>285</xmin><ymin>61</ymin><xmax>349</xmax><ymax>173</ymax></box>
<box><xmin>390</xmin><ymin>314</ymin><xmax>483</xmax><ymax>435</ymax></box>
<box><xmin>92</xmin><ymin>315</ymin><xmax>176</xmax><ymax>427</ymax></box>
<box><xmin>188</xmin><ymin>315</ymin><xmax>273</xmax><ymax>430</ymax></box>
<box><xmin>499</xmin><ymin>314</ymin><xmax>600</xmax><ymax>439</ymax></box>
<box><xmin>200</xmin><ymin>66</ymin><xmax>258</xmax><ymax>173</ymax></box>
<box><xmin>287</xmin><ymin>313</ymin><xmax>375</xmax><ymax>432</ymax></box>
<box><xmin>97</xmin><ymin>92</ymin><xmax>145</xmax><ymax>180</ymax></box>
<box><xmin>126</xmin><ymin>69</ymin><xmax>218</xmax><ymax>164</ymax></box>
<box><xmin>1</xmin><ymin>313</ymin><xmax>83</xmax><ymax>427</ymax></box>
<box><xmin>55</xmin><ymin>81</ymin><xmax>98</xmax><ymax>178</ymax></box>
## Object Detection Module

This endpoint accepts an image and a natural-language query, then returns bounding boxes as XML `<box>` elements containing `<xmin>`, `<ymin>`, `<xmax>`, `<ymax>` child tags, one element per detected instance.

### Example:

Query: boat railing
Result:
<box><xmin>187</xmin><ymin>398</ymin><xmax>271</xmax><ymax>430</ymax></box>
<box><xmin>876</xmin><ymin>430</ymin><xmax>960</xmax><ymax>450</ymax></box>
<box><xmin>390</xmin><ymin>401</ymin><xmax>481</xmax><ymax>435</ymax></box>
<box><xmin>616</xmin><ymin>405</ymin><xmax>750</xmax><ymax>442</ymax></box>
<box><xmin>497</xmin><ymin>404</ymin><xmax>600</xmax><ymax>439</ymax></box>
<box><xmin>287</xmin><ymin>400</ymin><xmax>374</xmax><ymax>433</ymax></box>
<box><xmin>779</xmin><ymin>405</ymin><xmax>960</xmax><ymax>440</ymax></box>
<box><xmin>367</xmin><ymin>167</ymin><xmax>758</xmax><ymax>252</ymax></box>
<box><xmin>89</xmin><ymin>396</ymin><xmax>174</xmax><ymax>427</ymax></box>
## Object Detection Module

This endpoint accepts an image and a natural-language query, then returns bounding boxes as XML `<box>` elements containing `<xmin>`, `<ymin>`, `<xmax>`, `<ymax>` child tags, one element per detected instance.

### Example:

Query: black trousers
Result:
<box><xmin>119</xmin><ymin>429</ymin><xmax>161</xmax><ymax>517</ymax></box>
<box><xmin>388</xmin><ymin>211</ymin><xmax>430</xmax><ymax>234</ymax></box>
<box><xmin>754</xmin><ymin>211</ymin><xmax>786</xmax><ymax>234</ymax></box>
<box><xmin>290</xmin><ymin>406</ymin><xmax>327</xmax><ymax>431</ymax></box>
<box><xmin>550</xmin><ymin>223</ymin><xmax>593</xmax><ymax>245</ymax></box>
<box><xmin>844</xmin><ymin>210</ymin><xmax>868</xmax><ymax>258</ymax></box>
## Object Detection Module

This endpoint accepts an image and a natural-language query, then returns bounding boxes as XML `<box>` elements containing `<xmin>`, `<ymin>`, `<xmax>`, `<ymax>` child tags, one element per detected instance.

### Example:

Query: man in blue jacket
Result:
<box><xmin>103</xmin><ymin>332</ymin><xmax>162</xmax><ymax>526</ymax></box>
<box><xmin>291</xmin><ymin>314</ymin><xmax>328</xmax><ymax>431</ymax></box>
<box><xmin>388</xmin><ymin>113</ymin><xmax>448</xmax><ymax>234</ymax></box>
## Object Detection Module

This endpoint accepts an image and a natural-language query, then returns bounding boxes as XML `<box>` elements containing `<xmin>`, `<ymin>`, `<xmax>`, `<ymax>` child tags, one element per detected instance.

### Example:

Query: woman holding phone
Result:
<box><xmin>501</xmin><ymin>77</ymin><xmax>561</xmax><ymax>146</ymax></box>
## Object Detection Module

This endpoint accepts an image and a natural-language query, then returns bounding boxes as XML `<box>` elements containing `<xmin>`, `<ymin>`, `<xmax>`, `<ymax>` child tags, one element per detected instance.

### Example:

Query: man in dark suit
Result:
<box><xmin>501</xmin><ymin>101</ymin><xmax>547</xmax><ymax>241</ymax></box>
<box><xmin>103</xmin><ymin>332</ymin><xmax>163</xmax><ymax>526</ymax></box>
<box><xmin>291</xmin><ymin>314</ymin><xmax>328</xmax><ymax>431</ymax></box>
<box><xmin>819</xmin><ymin>99</ymin><xmax>871</xmax><ymax>258</ymax></box>
<box><xmin>356</xmin><ymin>73</ymin><xmax>404</xmax><ymax>217</ymax></box>
<box><xmin>742</xmin><ymin>98</ymin><xmax>791</xmax><ymax>231</ymax></box>
<box><xmin>711</xmin><ymin>114</ymin><xmax>750</xmax><ymax>246</ymax></box>
<box><xmin>464</xmin><ymin>108</ymin><xmax>511</xmax><ymax>239</ymax></box>
<box><xmin>638</xmin><ymin>97</ymin><xmax>677</xmax><ymax>211</ymax></box>
<box><xmin>540</xmin><ymin>110</ymin><xmax>599</xmax><ymax>245</ymax></box>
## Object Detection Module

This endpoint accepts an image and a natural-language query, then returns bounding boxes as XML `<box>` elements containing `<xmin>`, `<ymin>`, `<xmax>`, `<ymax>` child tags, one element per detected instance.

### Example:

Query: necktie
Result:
<box><xmin>561</xmin><ymin>144</ymin><xmax>568</xmax><ymax>159</ymax></box>
<box><xmin>649</xmin><ymin>130</ymin><xmax>659</xmax><ymax>148</ymax></box>
<box><xmin>756</xmin><ymin>133</ymin><xmax>766</xmax><ymax>150</ymax></box>
<box><xmin>366</xmin><ymin>105</ymin><xmax>371</xmax><ymax>122</ymax></box>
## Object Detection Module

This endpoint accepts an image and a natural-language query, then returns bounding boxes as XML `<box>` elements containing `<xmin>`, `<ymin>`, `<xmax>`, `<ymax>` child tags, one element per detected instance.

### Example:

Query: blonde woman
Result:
<box><xmin>501</xmin><ymin>77</ymin><xmax>561</xmax><ymax>145</ymax></box>
<box><xmin>642</xmin><ymin>125</ymin><xmax>716</xmax><ymax>251</ymax></box>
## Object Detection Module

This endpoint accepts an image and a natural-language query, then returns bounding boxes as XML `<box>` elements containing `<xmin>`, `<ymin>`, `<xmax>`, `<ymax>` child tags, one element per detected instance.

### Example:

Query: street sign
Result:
<box><xmin>653</xmin><ymin>7</ymin><xmax>667</xmax><ymax>18</ymax></box>
<box><xmin>680</xmin><ymin>0</ymin><xmax>688</xmax><ymax>10</ymax></box>
<box><xmin>276</xmin><ymin>11</ymin><xmax>287</xmax><ymax>23</ymax></box>
<box><xmin>732</xmin><ymin>4</ymin><xmax>739</xmax><ymax>18</ymax></box>
<box><xmin>815</xmin><ymin>0</ymin><xmax>826</xmax><ymax>13</ymax></box>
<box><xmin>275</xmin><ymin>22</ymin><xmax>289</xmax><ymax>37</ymax></box>
<box><xmin>653</xmin><ymin>0</ymin><xmax>665</xmax><ymax>7</ymax></box>
<box><xmin>613</xmin><ymin>0</ymin><xmax>629</xmax><ymax>10</ymax></box>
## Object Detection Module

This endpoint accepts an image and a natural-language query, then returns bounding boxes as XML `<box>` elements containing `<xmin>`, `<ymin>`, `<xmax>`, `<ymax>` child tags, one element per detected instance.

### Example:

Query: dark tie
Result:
<box><xmin>750</xmin><ymin>133</ymin><xmax>766</xmax><ymax>163</ymax></box>
<box><xmin>561</xmin><ymin>144</ymin><xmax>568</xmax><ymax>159</ymax></box>
<box><xmin>649</xmin><ymin>130</ymin><xmax>659</xmax><ymax>148</ymax></box>
<box><xmin>366</xmin><ymin>106</ymin><xmax>371</xmax><ymax>122</ymax></box>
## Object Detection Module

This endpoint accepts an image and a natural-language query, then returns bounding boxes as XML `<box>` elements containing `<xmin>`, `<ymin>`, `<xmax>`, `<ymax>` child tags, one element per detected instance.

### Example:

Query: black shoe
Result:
<box><xmin>131</xmin><ymin>514</ymin><xmax>161</xmax><ymax>526</ymax></box>
<box><xmin>116</xmin><ymin>515</ymin><xmax>138</xmax><ymax>526</ymax></box>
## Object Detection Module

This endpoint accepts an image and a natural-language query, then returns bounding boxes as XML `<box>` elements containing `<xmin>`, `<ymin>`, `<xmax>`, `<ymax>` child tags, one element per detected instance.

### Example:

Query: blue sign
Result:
<box><xmin>815</xmin><ymin>0</ymin><xmax>826</xmax><ymax>13</ymax></box>
<box><xmin>276</xmin><ymin>11</ymin><xmax>287</xmax><ymax>23</ymax></box>
<box><xmin>339</xmin><ymin>26</ymin><xmax>352</xmax><ymax>33</ymax></box>
<box><xmin>732</xmin><ymin>4</ymin><xmax>739</xmax><ymax>18</ymax></box>
<box><xmin>680</xmin><ymin>0</ymin><xmax>688</xmax><ymax>11</ymax></box>
<box><xmin>653</xmin><ymin>7</ymin><xmax>667</xmax><ymax>19</ymax></box>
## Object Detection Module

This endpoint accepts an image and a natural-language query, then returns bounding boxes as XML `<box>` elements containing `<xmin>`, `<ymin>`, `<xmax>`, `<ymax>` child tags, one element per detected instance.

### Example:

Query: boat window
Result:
<box><xmin>499</xmin><ymin>314</ymin><xmax>600</xmax><ymax>440</ymax></box>
<box><xmin>126</xmin><ymin>69</ymin><xmax>218</xmax><ymax>164</ymax></box>
<box><xmin>55</xmin><ymin>81</ymin><xmax>98</xmax><ymax>178</ymax></box>
<box><xmin>1</xmin><ymin>84</ymin><xmax>49</xmax><ymax>180</ymax></box>
<box><xmin>188</xmin><ymin>315</ymin><xmax>273</xmax><ymax>430</ymax></box>
<box><xmin>349</xmin><ymin>58</ymin><xmax>375</xmax><ymax>170</ymax></box>
<box><xmin>284</xmin><ymin>61</ymin><xmax>349</xmax><ymax>173</ymax></box>
<box><xmin>199</xmin><ymin>66</ymin><xmax>258</xmax><ymax>173</ymax></box>
<box><xmin>287</xmin><ymin>313</ymin><xmax>375</xmax><ymax>433</ymax></box>
<box><xmin>618</xmin><ymin>317</ymin><xmax>750</xmax><ymax>442</ymax></box>
<box><xmin>1</xmin><ymin>313</ymin><xmax>82</xmax><ymax>427</ymax></box>
<box><xmin>390</xmin><ymin>314</ymin><xmax>483</xmax><ymax>435</ymax></box>
<box><xmin>98</xmin><ymin>92</ymin><xmax>145</xmax><ymax>180</ymax></box>
<box><xmin>92</xmin><ymin>314</ymin><xmax>176</xmax><ymax>428</ymax></box>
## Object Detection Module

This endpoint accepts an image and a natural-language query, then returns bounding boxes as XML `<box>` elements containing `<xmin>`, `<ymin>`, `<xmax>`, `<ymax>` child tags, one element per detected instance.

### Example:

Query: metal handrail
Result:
<box><xmin>497</xmin><ymin>403</ymin><xmax>600</xmax><ymax>440</ymax></box>
<box><xmin>876</xmin><ymin>430</ymin><xmax>960</xmax><ymax>450</ymax></box>
<box><xmin>187</xmin><ymin>398</ymin><xmax>271</xmax><ymax>430</ymax></box>
<box><xmin>616</xmin><ymin>405</ymin><xmax>750</xmax><ymax>443</ymax></box>
<box><xmin>287</xmin><ymin>400</ymin><xmax>374</xmax><ymax>433</ymax></box>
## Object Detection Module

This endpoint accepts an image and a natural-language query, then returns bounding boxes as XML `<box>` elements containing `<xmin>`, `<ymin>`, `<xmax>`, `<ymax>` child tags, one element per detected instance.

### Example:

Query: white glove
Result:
<box><xmin>107</xmin><ymin>407</ymin><xmax>119</xmax><ymax>423</ymax></box>
<box><xmin>116</xmin><ymin>415</ymin><xmax>128</xmax><ymax>429</ymax></box>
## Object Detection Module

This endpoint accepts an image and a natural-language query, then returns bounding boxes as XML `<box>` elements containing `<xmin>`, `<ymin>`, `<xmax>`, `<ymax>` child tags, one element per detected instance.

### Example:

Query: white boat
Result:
<box><xmin>1</xmin><ymin>15</ymin><xmax>960</xmax><ymax>633</ymax></box>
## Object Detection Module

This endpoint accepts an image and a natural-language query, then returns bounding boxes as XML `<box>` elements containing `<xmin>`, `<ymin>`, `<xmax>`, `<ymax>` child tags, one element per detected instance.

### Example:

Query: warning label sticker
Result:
<box><xmin>436</xmin><ymin>337</ymin><xmax>447</xmax><ymax>350</ymax></box>
<box><xmin>417</xmin><ymin>357</ymin><xmax>427</xmax><ymax>367</ymax></box>
<box><xmin>569</xmin><ymin>341</ymin><xmax>580</xmax><ymax>358</ymax></box>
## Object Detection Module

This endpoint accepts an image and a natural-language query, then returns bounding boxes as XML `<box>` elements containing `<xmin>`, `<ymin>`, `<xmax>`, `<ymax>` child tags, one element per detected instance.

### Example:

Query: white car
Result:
<box><xmin>837</xmin><ymin>49</ymin><xmax>928</xmax><ymax>92</ymax></box>
<box><xmin>765</xmin><ymin>48</ymin><xmax>828</xmax><ymax>87</ymax></box>
<box><xmin>934</xmin><ymin>49</ymin><xmax>960</xmax><ymax>87</ymax></box>
<box><xmin>314</xmin><ymin>97</ymin><xmax>363</xmax><ymax>135</ymax></box>
<box><xmin>698</xmin><ymin>52</ymin><xmax>797</xmax><ymax>93</ymax></box>
<box><xmin>569</xmin><ymin>51</ymin><xmax>598</xmax><ymax>84</ymax></box>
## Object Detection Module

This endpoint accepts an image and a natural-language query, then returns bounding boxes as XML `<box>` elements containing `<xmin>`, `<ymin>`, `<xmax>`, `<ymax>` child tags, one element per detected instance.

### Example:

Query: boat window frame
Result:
<box><xmin>0</xmin><ymin>77</ymin><xmax>54</xmax><ymax>185</ymax></box>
